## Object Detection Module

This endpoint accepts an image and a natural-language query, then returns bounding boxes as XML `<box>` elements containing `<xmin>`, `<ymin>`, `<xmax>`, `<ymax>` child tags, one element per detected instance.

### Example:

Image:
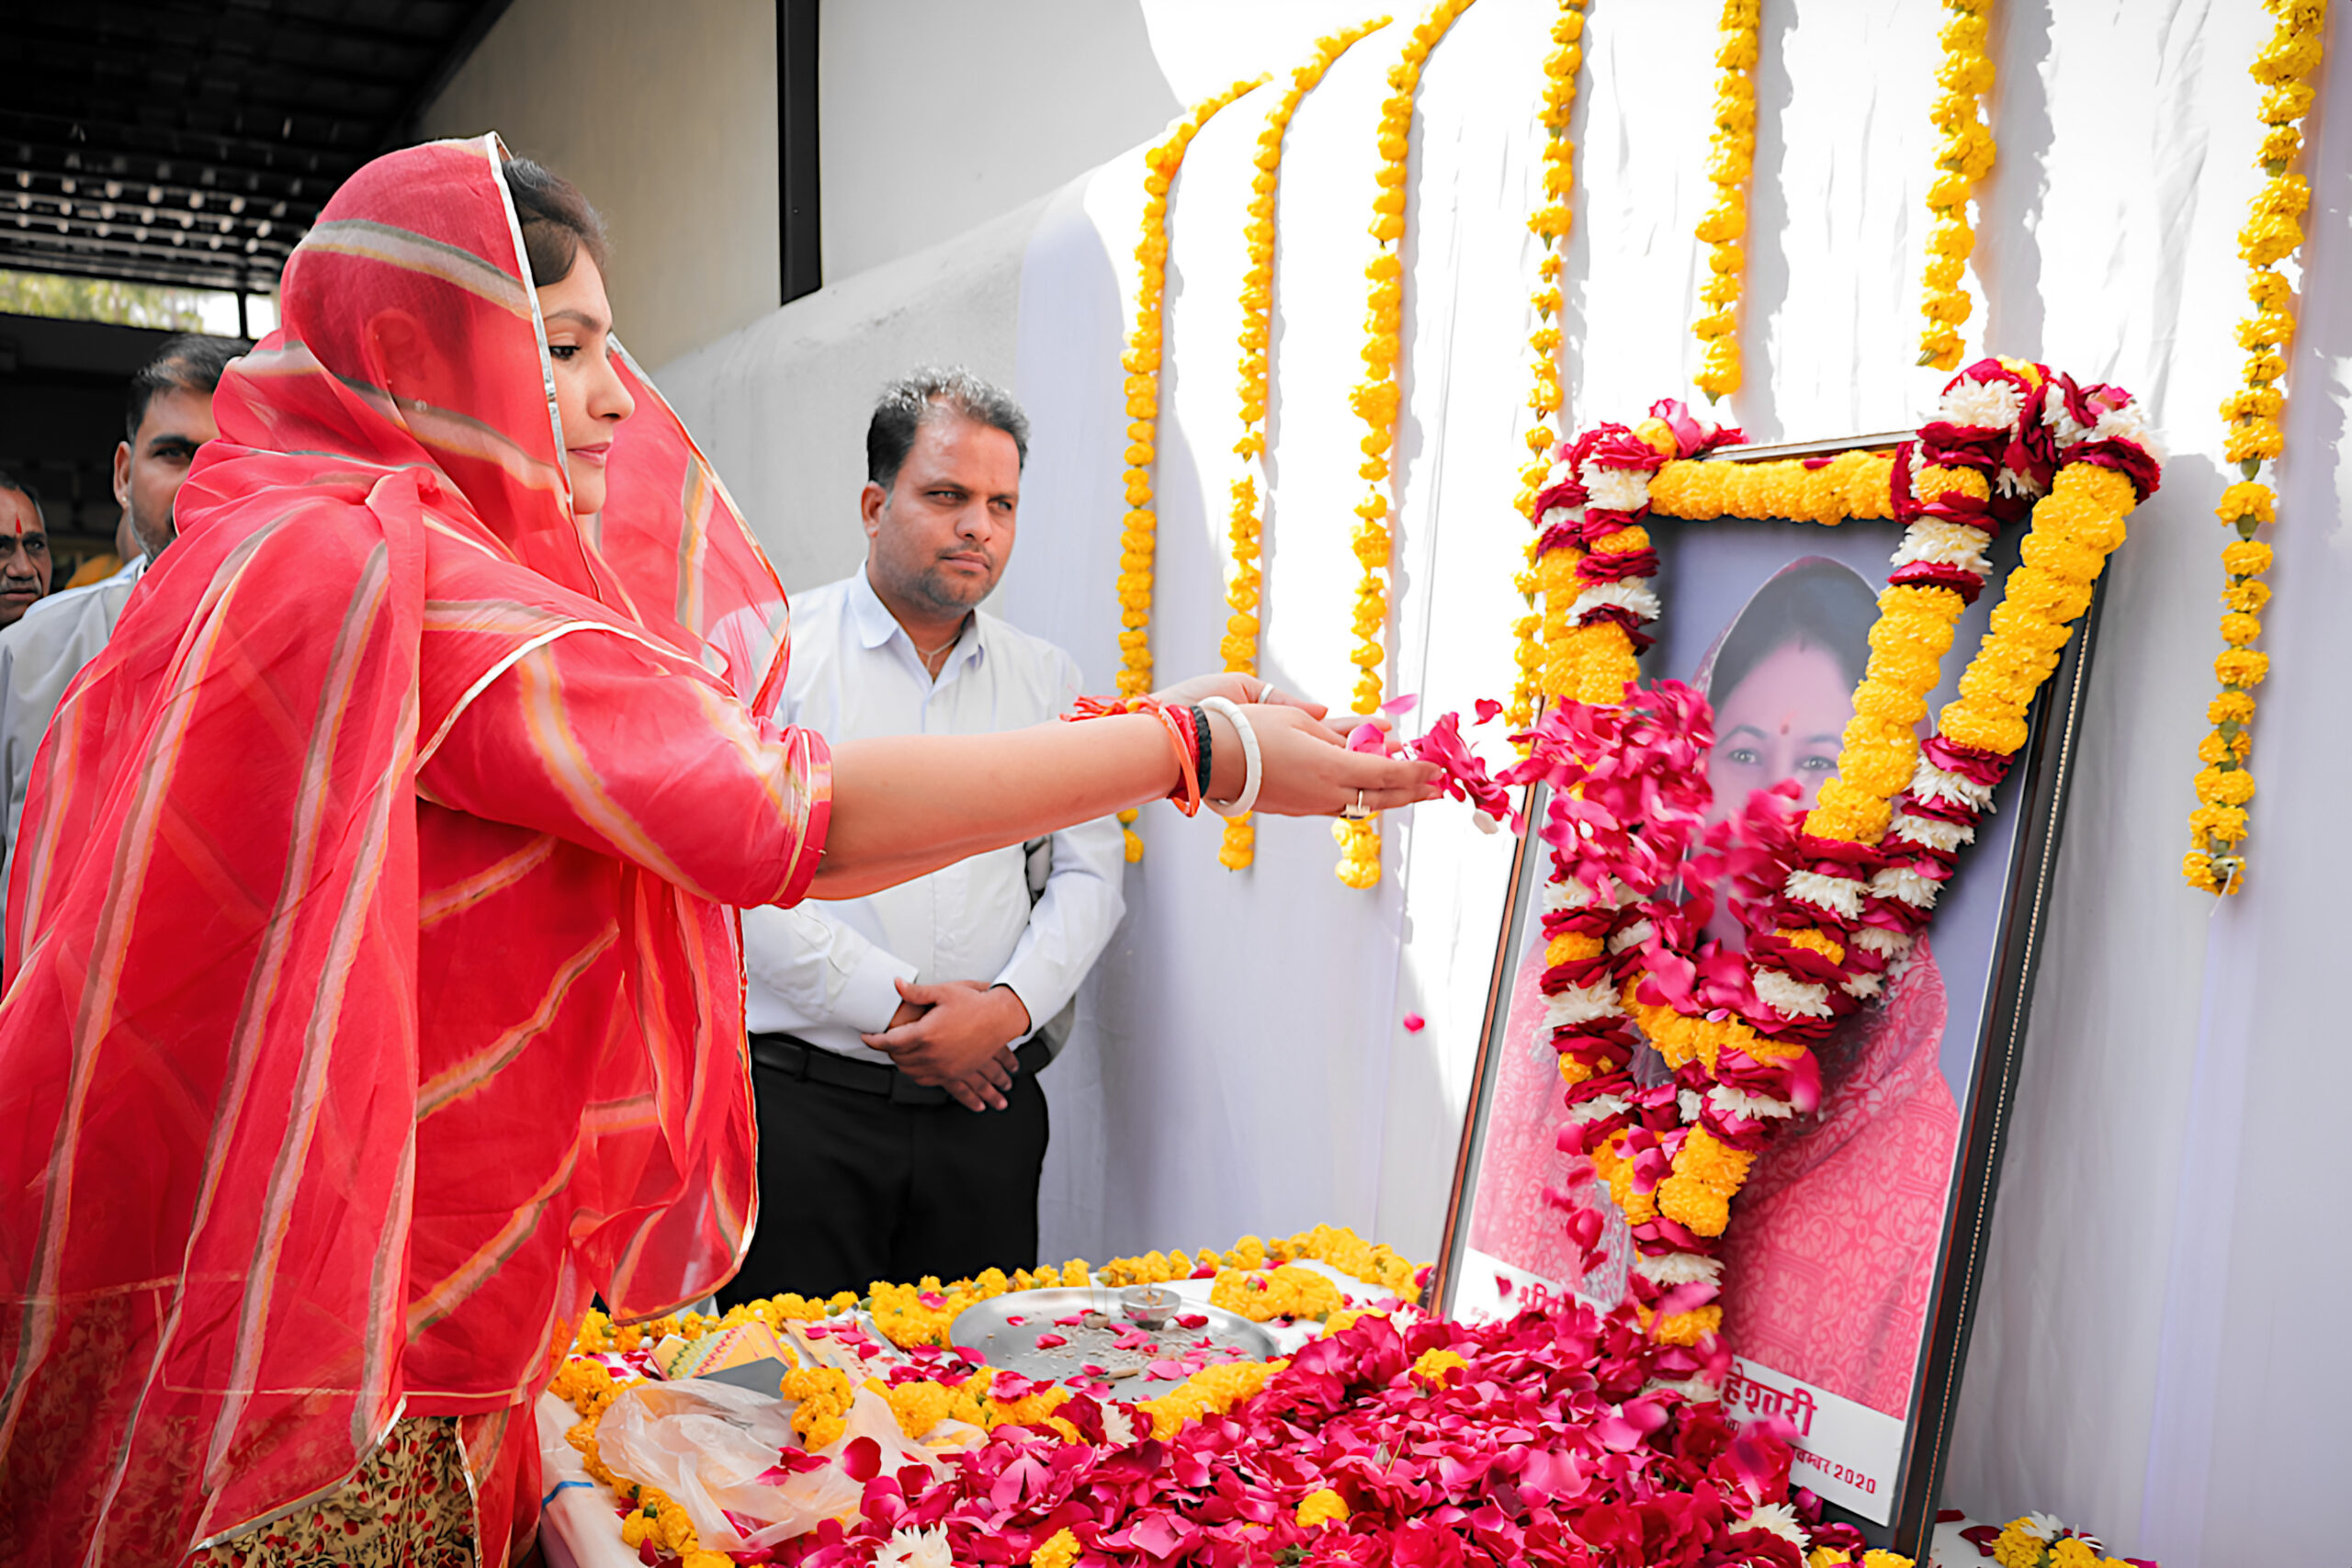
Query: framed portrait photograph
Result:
<box><xmin>1429</xmin><ymin>430</ymin><xmax>2109</xmax><ymax>1559</ymax></box>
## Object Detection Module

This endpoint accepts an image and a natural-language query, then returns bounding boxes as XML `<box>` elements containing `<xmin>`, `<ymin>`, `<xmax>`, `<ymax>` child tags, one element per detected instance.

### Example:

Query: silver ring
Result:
<box><xmin>1340</xmin><ymin>790</ymin><xmax>1371</xmax><ymax>821</ymax></box>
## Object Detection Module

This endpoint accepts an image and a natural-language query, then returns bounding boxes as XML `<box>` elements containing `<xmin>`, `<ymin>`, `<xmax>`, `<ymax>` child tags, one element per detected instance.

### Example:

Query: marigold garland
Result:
<box><xmin>1918</xmin><ymin>0</ymin><xmax>1997</xmax><ymax>369</ymax></box>
<box><xmin>1220</xmin><ymin>15</ymin><xmax>1392</xmax><ymax>872</ymax></box>
<box><xmin>2185</xmin><ymin>0</ymin><xmax>2327</xmax><ymax>896</ymax></box>
<box><xmin>1691</xmin><ymin>0</ymin><xmax>1762</xmax><ymax>400</ymax></box>
<box><xmin>1336</xmin><ymin>0</ymin><xmax>1481</xmax><ymax>890</ymax></box>
<box><xmin>1113</xmin><ymin>72</ymin><xmax>1267</xmax><ymax>863</ymax></box>
<box><xmin>1506</xmin><ymin>0</ymin><xmax>1590</xmax><ymax>734</ymax></box>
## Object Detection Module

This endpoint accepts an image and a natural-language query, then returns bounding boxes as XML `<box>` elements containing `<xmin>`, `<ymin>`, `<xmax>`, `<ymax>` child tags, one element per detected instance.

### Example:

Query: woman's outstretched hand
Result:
<box><xmin>1205</xmin><ymin>701</ymin><xmax>1443</xmax><ymax>817</ymax></box>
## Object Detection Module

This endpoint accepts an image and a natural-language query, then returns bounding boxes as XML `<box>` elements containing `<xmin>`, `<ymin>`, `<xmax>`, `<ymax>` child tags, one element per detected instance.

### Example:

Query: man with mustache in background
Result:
<box><xmin>0</xmin><ymin>333</ymin><xmax>242</xmax><ymax>876</ymax></box>
<box><xmin>722</xmin><ymin>367</ymin><xmax>1125</xmax><ymax>1303</ymax></box>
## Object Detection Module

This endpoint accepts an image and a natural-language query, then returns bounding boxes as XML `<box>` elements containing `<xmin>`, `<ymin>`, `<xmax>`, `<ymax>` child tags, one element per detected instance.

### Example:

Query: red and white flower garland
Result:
<box><xmin>1517</xmin><ymin>364</ymin><xmax>2161</xmax><ymax>1378</ymax></box>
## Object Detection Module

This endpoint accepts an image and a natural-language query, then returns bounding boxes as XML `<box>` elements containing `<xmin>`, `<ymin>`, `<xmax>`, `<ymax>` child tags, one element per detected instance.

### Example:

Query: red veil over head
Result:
<box><xmin>0</xmin><ymin>137</ymin><xmax>822</xmax><ymax>1562</ymax></box>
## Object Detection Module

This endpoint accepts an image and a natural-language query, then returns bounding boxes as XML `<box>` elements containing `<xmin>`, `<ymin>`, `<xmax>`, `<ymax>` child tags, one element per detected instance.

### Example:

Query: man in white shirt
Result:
<box><xmin>723</xmin><ymin>368</ymin><xmax>1125</xmax><ymax>1303</ymax></box>
<box><xmin>0</xmin><ymin>334</ymin><xmax>239</xmax><ymax>879</ymax></box>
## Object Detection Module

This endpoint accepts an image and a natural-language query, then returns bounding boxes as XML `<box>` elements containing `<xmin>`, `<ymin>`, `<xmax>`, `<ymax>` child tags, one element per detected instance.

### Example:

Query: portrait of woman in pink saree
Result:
<box><xmin>1464</xmin><ymin>556</ymin><xmax>1962</xmax><ymax>1420</ymax></box>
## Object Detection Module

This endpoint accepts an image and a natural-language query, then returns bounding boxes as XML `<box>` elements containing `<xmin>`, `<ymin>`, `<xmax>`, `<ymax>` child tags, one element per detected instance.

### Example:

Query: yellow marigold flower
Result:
<box><xmin>2219</xmin><ymin>611</ymin><xmax>2263</xmax><ymax>647</ymax></box>
<box><xmin>2222</xmin><ymin>538</ymin><xmax>2275</xmax><ymax>577</ymax></box>
<box><xmin>1860</xmin><ymin>1554</ymin><xmax>1916</xmax><ymax>1568</ymax></box>
<box><xmin>1411</xmin><ymin>1347</ymin><xmax>1470</xmax><ymax>1385</ymax></box>
<box><xmin>2196</xmin><ymin>765</ymin><xmax>2256</xmax><ymax>807</ymax></box>
<box><xmin>2207</xmin><ymin>689</ymin><xmax>2257</xmax><ymax>724</ymax></box>
<box><xmin>2217</xmin><ymin>576</ymin><xmax>2270</xmax><ymax>615</ymax></box>
<box><xmin>2191</xmin><ymin>802</ymin><xmax>2250</xmax><ymax>843</ymax></box>
<box><xmin>2182</xmin><ymin>851</ymin><xmax>2222</xmax><ymax>892</ymax></box>
<box><xmin>1298</xmin><ymin>1488</ymin><xmax>1351</xmax><ymax>1528</ymax></box>
<box><xmin>2214</xmin><ymin>648</ymin><xmax>2271</xmax><ymax>687</ymax></box>
<box><xmin>2214</xmin><ymin>480</ymin><xmax>2277</xmax><ymax>525</ymax></box>
<box><xmin>1031</xmin><ymin>1527</ymin><xmax>1083</xmax><ymax>1568</ymax></box>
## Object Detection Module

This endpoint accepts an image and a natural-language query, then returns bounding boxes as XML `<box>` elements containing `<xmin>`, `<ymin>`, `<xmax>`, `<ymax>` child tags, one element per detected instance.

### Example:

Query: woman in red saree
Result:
<box><xmin>0</xmin><ymin>139</ymin><xmax>1433</xmax><ymax>1566</ymax></box>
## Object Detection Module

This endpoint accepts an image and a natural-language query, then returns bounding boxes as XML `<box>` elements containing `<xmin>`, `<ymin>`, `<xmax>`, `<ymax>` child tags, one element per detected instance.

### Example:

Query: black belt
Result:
<box><xmin>748</xmin><ymin>1031</ymin><xmax>1052</xmax><ymax>1107</ymax></box>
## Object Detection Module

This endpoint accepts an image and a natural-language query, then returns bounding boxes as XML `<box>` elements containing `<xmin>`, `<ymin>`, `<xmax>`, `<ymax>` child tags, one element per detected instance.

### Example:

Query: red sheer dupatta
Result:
<box><xmin>0</xmin><ymin>137</ymin><xmax>821</xmax><ymax>1561</ymax></box>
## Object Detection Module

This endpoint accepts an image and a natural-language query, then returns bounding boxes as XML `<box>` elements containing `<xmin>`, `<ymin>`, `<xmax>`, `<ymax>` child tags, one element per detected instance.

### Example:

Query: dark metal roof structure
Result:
<box><xmin>4</xmin><ymin>0</ymin><xmax>513</xmax><ymax>298</ymax></box>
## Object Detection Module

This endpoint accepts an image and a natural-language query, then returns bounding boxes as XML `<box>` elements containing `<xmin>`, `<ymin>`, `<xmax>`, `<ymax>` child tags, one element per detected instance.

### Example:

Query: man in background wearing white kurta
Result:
<box><xmin>721</xmin><ymin>368</ymin><xmax>1125</xmax><ymax>1303</ymax></box>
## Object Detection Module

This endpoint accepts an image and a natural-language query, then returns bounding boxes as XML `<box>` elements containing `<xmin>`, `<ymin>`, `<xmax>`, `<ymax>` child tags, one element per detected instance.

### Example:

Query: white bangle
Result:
<box><xmin>1200</xmin><ymin>696</ymin><xmax>1262</xmax><ymax>818</ymax></box>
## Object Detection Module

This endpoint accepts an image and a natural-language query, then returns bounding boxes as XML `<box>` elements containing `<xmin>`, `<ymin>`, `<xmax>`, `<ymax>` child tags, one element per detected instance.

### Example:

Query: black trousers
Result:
<box><xmin>721</xmin><ymin>1050</ymin><xmax>1051</xmax><ymax>1304</ymax></box>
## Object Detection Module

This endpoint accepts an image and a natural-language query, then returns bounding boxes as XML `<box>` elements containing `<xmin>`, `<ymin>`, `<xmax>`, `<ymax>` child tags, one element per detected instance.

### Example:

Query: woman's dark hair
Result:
<box><xmin>503</xmin><ymin>156</ymin><xmax>608</xmax><ymax>287</ymax></box>
<box><xmin>1705</xmin><ymin>556</ymin><xmax>1878</xmax><ymax>707</ymax></box>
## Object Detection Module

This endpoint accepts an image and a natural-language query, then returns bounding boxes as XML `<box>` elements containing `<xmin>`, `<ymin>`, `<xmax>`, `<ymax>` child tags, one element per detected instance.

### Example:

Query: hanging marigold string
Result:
<box><xmin>1220</xmin><ymin>15</ymin><xmax>1393</xmax><ymax>872</ymax></box>
<box><xmin>1690</xmin><ymin>0</ymin><xmax>1761</xmax><ymax>402</ymax></box>
<box><xmin>1506</xmin><ymin>0</ymin><xmax>1589</xmax><ymax>736</ymax></box>
<box><xmin>2185</xmin><ymin>0</ymin><xmax>2326</xmax><ymax>896</ymax></box>
<box><xmin>1113</xmin><ymin>73</ymin><xmax>1268</xmax><ymax>863</ymax></box>
<box><xmin>1918</xmin><ymin>0</ymin><xmax>1997</xmax><ymax>369</ymax></box>
<box><xmin>1339</xmin><ymin>0</ymin><xmax>1481</xmax><ymax>890</ymax></box>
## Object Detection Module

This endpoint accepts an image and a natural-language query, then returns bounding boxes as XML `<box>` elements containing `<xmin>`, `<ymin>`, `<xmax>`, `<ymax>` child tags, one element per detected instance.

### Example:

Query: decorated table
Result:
<box><xmin>535</xmin><ymin>1227</ymin><xmax>2094</xmax><ymax>1568</ymax></box>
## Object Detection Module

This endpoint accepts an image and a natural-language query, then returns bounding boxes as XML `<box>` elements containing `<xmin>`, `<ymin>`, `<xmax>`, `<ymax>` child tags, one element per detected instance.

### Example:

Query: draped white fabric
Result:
<box><xmin>978</xmin><ymin>1</ymin><xmax>2352</xmax><ymax>1559</ymax></box>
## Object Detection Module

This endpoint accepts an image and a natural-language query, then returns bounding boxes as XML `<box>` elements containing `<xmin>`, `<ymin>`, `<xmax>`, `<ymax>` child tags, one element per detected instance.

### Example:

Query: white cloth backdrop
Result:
<box><xmin>663</xmin><ymin>0</ymin><xmax>2352</xmax><ymax>1557</ymax></box>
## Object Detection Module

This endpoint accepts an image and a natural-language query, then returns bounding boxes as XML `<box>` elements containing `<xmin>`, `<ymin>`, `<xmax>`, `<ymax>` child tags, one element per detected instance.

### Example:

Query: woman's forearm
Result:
<box><xmin>809</xmin><ymin>714</ymin><xmax>1171</xmax><ymax>897</ymax></box>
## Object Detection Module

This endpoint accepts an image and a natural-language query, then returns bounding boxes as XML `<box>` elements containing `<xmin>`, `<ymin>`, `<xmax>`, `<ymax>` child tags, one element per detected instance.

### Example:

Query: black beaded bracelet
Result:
<box><xmin>1190</xmin><ymin>704</ymin><xmax>1214</xmax><ymax>800</ymax></box>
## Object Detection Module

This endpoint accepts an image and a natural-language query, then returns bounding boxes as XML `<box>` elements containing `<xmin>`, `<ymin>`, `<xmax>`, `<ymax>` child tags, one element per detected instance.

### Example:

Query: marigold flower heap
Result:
<box><xmin>1507</xmin><ymin>0</ymin><xmax>1590</xmax><ymax>733</ymax></box>
<box><xmin>1220</xmin><ymin>16</ymin><xmax>1391</xmax><ymax>872</ymax></box>
<box><xmin>1691</xmin><ymin>0</ymin><xmax>1762</xmax><ymax>400</ymax></box>
<box><xmin>1112</xmin><ymin>73</ymin><xmax>1265</xmax><ymax>863</ymax></box>
<box><xmin>1918</xmin><ymin>0</ymin><xmax>1997</xmax><ymax>369</ymax></box>
<box><xmin>1336</xmin><ymin>0</ymin><xmax>1479</xmax><ymax>889</ymax></box>
<box><xmin>2186</xmin><ymin>0</ymin><xmax>2327</xmax><ymax>896</ymax></box>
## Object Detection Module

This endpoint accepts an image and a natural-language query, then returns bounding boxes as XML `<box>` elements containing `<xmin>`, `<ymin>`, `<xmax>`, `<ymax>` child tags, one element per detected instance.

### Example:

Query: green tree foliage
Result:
<box><xmin>0</xmin><ymin>269</ymin><xmax>208</xmax><ymax>330</ymax></box>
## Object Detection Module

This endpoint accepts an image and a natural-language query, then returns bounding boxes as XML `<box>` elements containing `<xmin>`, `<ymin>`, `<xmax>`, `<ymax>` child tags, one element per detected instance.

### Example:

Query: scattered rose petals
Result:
<box><xmin>1175</xmin><ymin>1314</ymin><xmax>1208</xmax><ymax>1330</ymax></box>
<box><xmin>1033</xmin><ymin>1333</ymin><xmax>1068</xmax><ymax>1349</ymax></box>
<box><xmin>1402</xmin><ymin>1013</ymin><xmax>1426</xmax><ymax>1032</ymax></box>
<box><xmin>1474</xmin><ymin>697</ymin><xmax>1503</xmax><ymax>724</ymax></box>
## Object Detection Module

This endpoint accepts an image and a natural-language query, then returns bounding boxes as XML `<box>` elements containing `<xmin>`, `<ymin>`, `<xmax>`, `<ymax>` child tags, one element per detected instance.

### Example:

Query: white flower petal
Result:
<box><xmin>1753</xmin><ymin>967</ymin><xmax>1834</xmax><ymax>1020</ymax></box>
<box><xmin>1912</xmin><ymin>759</ymin><xmax>1997</xmax><ymax>814</ymax></box>
<box><xmin>1890</xmin><ymin>519</ymin><xmax>1995</xmax><ymax>576</ymax></box>
<box><xmin>1544</xmin><ymin>980</ymin><xmax>1623</xmax><ymax>1029</ymax></box>
<box><xmin>1632</xmin><ymin>1251</ymin><xmax>1724</xmax><ymax>1287</ymax></box>
<box><xmin>1784</xmin><ymin>869</ymin><xmax>1866</xmax><ymax>919</ymax></box>
<box><xmin>1869</xmin><ymin>865</ymin><xmax>1943</xmax><ymax>909</ymax></box>
<box><xmin>1708</xmin><ymin>1083</ymin><xmax>1795</xmax><ymax>1120</ymax></box>
<box><xmin>1566</xmin><ymin>1091</ymin><xmax>1632</xmax><ymax>1125</ymax></box>
<box><xmin>1569</xmin><ymin>581</ymin><xmax>1662</xmax><ymax>624</ymax></box>
<box><xmin>877</xmin><ymin>1525</ymin><xmax>955</xmax><ymax>1568</ymax></box>
<box><xmin>1739</xmin><ymin>1502</ymin><xmax>1809</xmax><ymax>1549</ymax></box>
<box><xmin>1583</xmin><ymin>468</ymin><xmax>1653</xmax><ymax>512</ymax></box>
<box><xmin>1939</xmin><ymin>377</ymin><xmax>2026</xmax><ymax>432</ymax></box>
<box><xmin>1890</xmin><ymin>811</ymin><xmax>1973</xmax><ymax>854</ymax></box>
<box><xmin>1851</xmin><ymin>926</ymin><xmax>1911</xmax><ymax>959</ymax></box>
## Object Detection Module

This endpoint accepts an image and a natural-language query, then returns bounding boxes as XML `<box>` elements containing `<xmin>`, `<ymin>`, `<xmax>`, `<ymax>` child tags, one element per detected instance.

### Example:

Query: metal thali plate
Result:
<box><xmin>948</xmin><ymin>1285</ymin><xmax>1277</xmax><ymax>1392</ymax></box>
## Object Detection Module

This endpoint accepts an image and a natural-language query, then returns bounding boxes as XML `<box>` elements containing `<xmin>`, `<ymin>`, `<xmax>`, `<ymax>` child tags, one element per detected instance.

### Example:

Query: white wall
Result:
<box><xmin>651</xmin><ymin>196</ymin><xmax>1040</xmax><ymax>593</ymax></box>
<box><xmin>816</xmin><ymin>0</ymin><xmax>1179</xmax><ymax>281</ymax></box>
<box><xmin>421</xmin><ymin>0</ymin><xmax>781</xmax><ymax>369</ymax></box>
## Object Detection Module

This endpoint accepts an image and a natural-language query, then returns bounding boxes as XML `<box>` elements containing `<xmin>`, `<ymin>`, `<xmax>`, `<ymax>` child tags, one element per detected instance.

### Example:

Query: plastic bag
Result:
<box><xmin>595</xmin><ymin>1379</ymin><xmax>953</xmax><ymax>1551</ymax></box>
